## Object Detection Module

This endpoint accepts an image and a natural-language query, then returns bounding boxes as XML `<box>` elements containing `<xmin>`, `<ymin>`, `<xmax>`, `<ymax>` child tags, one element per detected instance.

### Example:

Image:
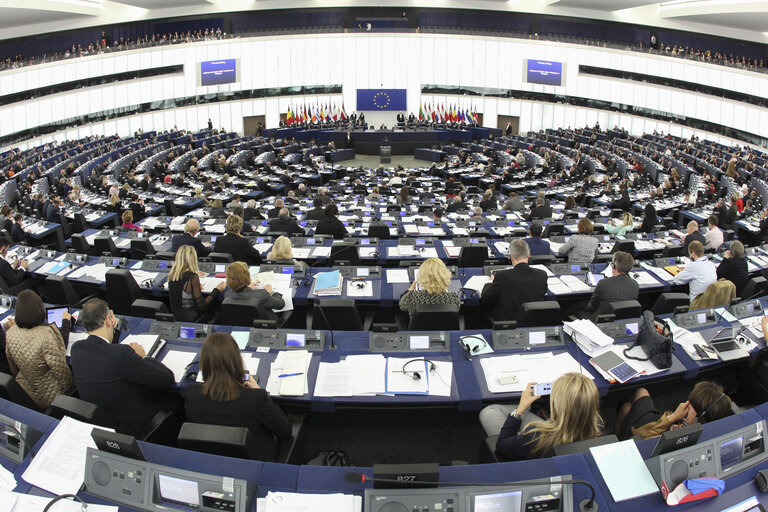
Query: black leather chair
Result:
<box><xmin>311</xmin><ymin>299</ymin><xmax>372</xmax><ymax>331</ymax></box>
<box><xmin>516</xmin><ymin>301</ymin><xmax>562</xmax><ymax>327</ymax></box>
<box><xmin>368</xmin><ymin>223</ymin><xmax>391</xmax><ymax>239</ymax></box>
<box><xmin>742</xmin><ymin>277</ymin><xmax>768</xmax><ymax>300</ymax></box>
<box><xmin>408</xmin><ymin>303</ymin><xmax>462</xmax><ymax>331</ymax></box>
<box><xmin>529</xmin><ymin>254</ymin><xmax>555</xmax><ymax>266</ymax></box>
<box><xmin>164</xmin><ymin>199</ymin><xmax>179</xmax><ymax>216</ymax></box>
<box><xmin>71</xmin><ymin>233</ymin><xmax>93</xmax><ymax>255</ymax></box>
<box><xmin>661</xmin><ymin>245</ymin><xmax>682</xmax><ymax>258</ymax></box>
<box><xmin>651</xmin><ymin>293</ymin><xmax>690</xmax><ymax>315</ymax></box>
<box><xmin>93</xmin><ymin>236</ymin><xmax>120</xmax><ymax>256</ymax></box>
<box><xmin>72</xmin><ymin>212</ymin><xmax>89</xmax><ymax>233</ymax></box>
<box><xmin>105</xmin><ymin>269</ymin><xmax>145</xmax><ymax>316</ymax></box>
<box><xmin>131</xmin><ymin>299</ymin><xmax>170</xmax><ymax>319</ymax></box>
<box><xmin>178</xmin><ymin>419</ymin><xmax>303</xmax><ymax>463</ymax></box>
<box><xmin>542</xmin><ymin>223</ymin><xmax>565</xmax><ymax>238</ymax></box>
<box><xmin>553</xmin><ymin>435</ymin><xmax>619</xmax><ymax>456</ymax></box>
<box><xmin>220</xmin><ymin>296</ymin><xmax>258</xmax><ymax>327</ymax></box>
<box><xmin>607</xmin><ymin>300</ymin><xmax>643</xmax><ymax>320</ymax></box>
<box><xmin>457</xmin><ymin>245</ymin><xmax>487</xmax><ymax>267</ymax></box>
<box><xmin>329</xmin><ymin>244</ymin><xmax>360</xmax><ymax>266</ymax></box>
<box><xmin>0</xmin><ymin>372</ymin><xmax>43</xmax><ymax>412</ymax></box>
<box><xmin>209</xmin><ymin>252</ymin><xmax>234</xmax><ymax>263</ymax></box>
<box><xmin>611</xmin><ymin>240</ymin><xmax>635</xmax><ymax>254</ymax></box>
<box><xmin>44</xmin><ymin>275</ymin><xmax>96</xmax><ymax>307</ymax></box>
<box><xmin>130</xmin><ymin>238</ymin><xmax>156</xmax><ymax>260</ymax></box>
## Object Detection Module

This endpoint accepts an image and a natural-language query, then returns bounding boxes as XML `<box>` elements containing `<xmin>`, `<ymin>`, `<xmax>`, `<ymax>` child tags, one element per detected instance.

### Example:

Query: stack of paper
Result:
<box><xmin>480</xmin><ymin>352</ymin><xmax>592</xmax><ymax>393</ymax></box>
<box><xmin>121</xmin><ymin>334</ymin><xmax>166</xmax><ymax>358</ymax></box>
<box><xmin>160</xmin><ymin>350</ymin><xmax>197</xmax><ymax>382</ymax></box>
<box><xmin>385</xmin><ymin>357</ymin><xmax>453</xmax><ymax>396</ymax></box>
<box><xmin>564</xmin><ymin>319</ymin><xmax>615</xmax><ymax>357</ymax></box>
<box><xmin>346</xmin><ymin>280</ymin><xmax>373</xmax><ymax>297</ymax></box>
<box><xmin>314</xmin><ymin>269</ymin><xmax>343</xmax><ymax>296</ymax></box>
<box><xmin>560</xmin><ymin>274</ymin><xmax>592</xmax><ymax>292</ymax></box>
<box><xmin>590</xmin><ymin>440</ymin><xmax>659</xmax><ymax>501</ymax></box>
<box><xmin>258</xmin><ymin>491</ymin><xmax>360</xmax><ymax>512</ymax></box>
<box><xmin>640</xmin><ymin>262</ymin><xmax>675</xmax><ymax>282</ymax></box>
<box><xmin>266</xmin><ymin>350</ymin><xmax>311</xmax><ymax>397</ymax></box>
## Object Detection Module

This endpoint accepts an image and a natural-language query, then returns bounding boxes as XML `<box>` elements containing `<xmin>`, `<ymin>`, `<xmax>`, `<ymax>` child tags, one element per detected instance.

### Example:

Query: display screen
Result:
<box><xmin>112</xmin><ymin>258</ymin><xmax>120</xmax><ymax>266</ymax></box>
<box><xmin>697</xmin><ymin>313</ymin><xmax>708</xmax><ymax>324</ymax></box>
<box><xmin>361</xmin><ymin>239</ymin><xmax>370</xmax><ymax>245</ymax></box>
<box><xmin>626</xmin><ymin>322</ymin><xmax>639</xmax><ymax>335</ymax></box>
<box><xmin>157</xmin><ymin>474</ymin><xmax>200</xmax><ymax>507</ymax></box>
<box><xmin>570</xmin><ymin>265</ymin><xmax>580</xmax><ymax>273</ymax></box>
<box><xmin>179</xmin><ymin>326</ymin><xmax>195</xmax><ymax>340</ymax></box>
<box><xmin>200</xmin><ymin>59</ymin><xmax>238</xmax><ymax>86</ymax></box>
<box><xmin>357</xmin><ymin>268</ymin><xmax>369</xmax><ymax>277</ymax></box>
<box><xmin>46</xmin><ymin>308</ymin><xmax>67</xmax><ymax>328</ymax></box>
<box><xmin>210</xmin><ymin>236</ymin><xmax>217</xmax><ymax>243</ymax></box>
<box><xmin>157</xmin><ymin>261</ymin><xmax>168</xmax><ymax>270</ymax></box>
<box><xmin>409</xmin><ymin>335</ymin><xmax>430</xmax><ymax>350</ymax></box>
<box><xmin>282</xmin><ymin>267</ymin><xmax>295</xmax><ymax>275</ymax></box>
<box><xmin>720</xmin><ymin>437</ymin><xmax>744</xmax><ymax>468</ymax></box>
<box><xmin>589</xmin><ymin>273</ymin><xmax>605</xmax><ymax>286</ymax></box>
<box><xmin>470</xmin><ymin>238</ymin><xmax>479</xmax><ymax>244</ymax></box>
<box><xmin>285</xmin><ymin>333</ymin><xmax>305</xmax><ymax>347</ymax></box>
<box><xmin>528</xmin><ymin>332</ymin><xmax>546</xmax><ymax>344</ymax></box>
<box><xmin>416</xmin><ymin>239</ymin><xmax>425</xmax><ymax>245</ymax></box>
<box><xmin>473</xmin><ymin>490</ymin><xmax>523</xmax><ymax>511</ymax></box>
<box><xmin>215</xmin><ymin>264</ymin><xmax>226</xmax><ymax>273</ymax></box>
<box><xmin>747</xmin><ymin>303</ymin><xmax>755</xmax><ymax>314</ymax></box>
<box><xmin>526</xmin><ymin>60</ymin><xmax>562</xmax><ymax>86</ymax></box>
<box><xmin>307</xmin><ymin>238</ymin><xmax>315</xmax><ymax>245</ymax></box>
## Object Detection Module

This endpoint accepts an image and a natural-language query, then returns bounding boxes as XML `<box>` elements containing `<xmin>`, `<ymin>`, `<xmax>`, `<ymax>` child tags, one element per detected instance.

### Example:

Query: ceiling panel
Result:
<box><xmin>546</xmin><ymin>0</ymin><xmax>656</xmax><ymax>10</ymax></box>
<box><xmin>0</xmin><ymin>7</ymin><xmax>87</xmax><ymax>28</ymax></box>
<box><xmin>679</xmin><ymin>12</ymin><xmax>768</xmax><ymax>33</ymax></box>
<box><xmin>112</xmin><ymin>0</ymin><xmax>212</xmax><ymax>7</ymax></box>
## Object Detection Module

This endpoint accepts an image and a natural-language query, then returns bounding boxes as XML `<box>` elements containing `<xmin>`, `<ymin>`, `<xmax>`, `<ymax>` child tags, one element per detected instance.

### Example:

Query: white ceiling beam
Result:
<box><xmin>0</xmin><ymin>0</ymin><xmax>102</xmax><ymax>17</ymax></box>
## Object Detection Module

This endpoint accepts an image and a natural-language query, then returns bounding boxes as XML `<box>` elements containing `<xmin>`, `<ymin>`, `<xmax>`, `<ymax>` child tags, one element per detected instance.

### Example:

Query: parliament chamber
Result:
<box><xmin>2</xmin><ymin>2</ymin><xmax>768</xmax><ymax>511</ymax></box>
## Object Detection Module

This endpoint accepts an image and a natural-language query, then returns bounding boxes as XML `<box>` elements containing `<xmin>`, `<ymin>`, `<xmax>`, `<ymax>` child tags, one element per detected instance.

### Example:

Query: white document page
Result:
<box><xmin>0</xmin><ymin>465</ymin><xmax>15</xmax><ymax>491</ymax></box>
<box><xmin>428</xmin><ymin>360</ymin><xmax>453</xmax><ymax>397</ymax></box>
<box><xmin>313</xmin><ymin>361</ymin><xmax>354</xmax><ymax>397</ymax></box>
<box><xmin>261</xmin><ymin>491</ymin><xmax>360</xmax><ymax>512</ymax></box>
<box><xmin>463</xmin><ymin>275</ymin><xmax>491</xmax><ymax>292</ymax></box>
<box><xmin>386</xmin><ymin>269</ymin><xmax>410</xmax><ymax>284</ymax></box>
<box><xmin>22</xmin><ymin>416</ymin><xmax>114</xmax><ymax>496</ymax></box>
<box><xmin>346</xmin><ymin>354</ymin><xmax>386</xmax><ymax>395</ymax></box>
<box><xmin>9</xmin><ymin>490</ymin><xmax>117</xmax><ymax>512</ymax></box>
<box><xmin>312</xmin><ymin>246</ymin><xmax>332</xmax><ymax>258</ymax></box>
<box><xmin>160</xmin><ymin>350</ymin><xmax>197</xmax><ymax>382</ymax></box>
<box><xmin>386</xmin><ymin>357</ymin><xmax>429</xmax><ymax>394</ymax></box>
<box><xmin>120</xmin><ymin>334</ymin><xmax>162</xmax><ymax>356</ymax></box>
<box><xmin>590</xmin><ymin>440</ymin><xmax>659</xmax><ymax>501</ymax></box>
<box><xmin>278</xmin><ymin>350</ymin><xmax>310</xmax><ymax>396</ymax></box>
<box><xmin>66</xmin><ymin>332</ymin><xmax>89</xmax><ymax>358</ymax></box>
<box><xmin>346</xmin><ymin>280</ymin><xmax>373</xmax><ymax>297</ymax></box>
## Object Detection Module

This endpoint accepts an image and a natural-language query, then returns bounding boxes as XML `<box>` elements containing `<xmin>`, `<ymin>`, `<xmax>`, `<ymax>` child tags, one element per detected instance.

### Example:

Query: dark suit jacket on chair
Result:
<box><xmin>682</xmin><ymin>231</ymin><xmax>706</xmax><ymax>255</ymax></box>
<box><xmin>10</xmin><ymin>223</ymin><xmax>27</xmax><ymax>243</ymax></box>
<box><xmin>314</xmin><ymin>217</ymin><xmax>347</xmax><ymax>240</ymax></box>
<box><xmin>587</xmin><ymin>273</ymin><xmax>639</xmax><ymax>319</ymax></box>
<box><xmin>213</xmin><ymin>233</ymin><xmax>261</xmax><ymax>265</ymax></box>
<box><xmin>305</xmin><ymin>207</ymin><xmax>326</xmax><ymax>221</ymax></box>
<box><xmin>0</xmin><ymin>258</ymin><xmax>25</xmax><ymax>287</ymax></box>
<box><xmin>480</xmin><ymin>263</ymin><xmax>548</xmax><ymax>321</ymax></box>
<box><xmin>171</xmin><ymin>232</ymin><xmax>212</xmax><ymax>257</ymax></box>
<box><xmin>716</xmin><ymin>257</ymin><xmax>749</xmax><ymax>296</ymax></box>
<box><xmin>528</xmin><ymin>205</ymin><xmax>553</xmax><ymax>220</ymax></box>
<box><xmin>268</xmin><ymin>218</ymin><xmax>305</xmax><ymax>236</ymax></box>
<box><xmin>70</xmin><ymin>335</ymin><xmax>175</xmax><ymax>437</ymax></box>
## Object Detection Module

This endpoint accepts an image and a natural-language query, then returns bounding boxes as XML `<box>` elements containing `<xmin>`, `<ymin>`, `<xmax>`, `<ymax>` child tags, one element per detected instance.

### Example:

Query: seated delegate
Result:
<box><xmin>605</xmin><ymin>212</ymin><xmax>634</xmax><ymax>236</ymax></box>
<box><xmin>5</xmin><ymin>290</ymin><xmax>73</xmax><ymax>409</ymax></box>
<box><xmin>225</xmin><ymin>262</ymin><xmax>285</xmax><ymax>312</ymax></box>
<box><xmin>479</xmin><ymin>373</ymin><xmax>602</xmax><ymax>460</ymax></box>
<box><xmin>184</xmin><ymin>332</ymin><xmax>292</xmax><ymax>461</ymax></box>
<box><xmin>481</xmin><ymin>239</ymin><xmax>547</xmax><ymax>321</ymax></box>
<box><xmin>586</xmin><ymin>251</ymin><xmax>639</xmax><ymax>320</ymax></box>
<box><xmin>213</xmin><ymin>214</ymin><xmax>261</xmax><ymax>266</ymax></box>
<box><xmin>716</xmin><ymin>240</ymin><xmax>749</xmax><ymax>296</ymax></box>
<box><xmin>168</xmin><ymin>246</ymin><xmax>226</xmax><ymax>322</ymax></box>
<box><xmin>671</xmin><ymin>240</ymin><xmax>717</xmax><ymax>302</ymax></box>
<box><xmin>399</xmin><ymin>257</ymin><xmax>461</xmax><ymax>320</ymax></box>
<box><xmin>266</xmin><ymin>235</ymin><xmax>307</xmax><ymax>267</ymax></box>
<box><xmin>557</xmin><ymin>218</ymin><xmax>598</xmax><ymax>266</ymax></box>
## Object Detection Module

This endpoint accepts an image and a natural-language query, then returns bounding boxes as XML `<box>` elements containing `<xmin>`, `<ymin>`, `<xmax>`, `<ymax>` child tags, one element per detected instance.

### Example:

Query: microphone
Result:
<box><xmin>343</xmin><ymin>471</ymin><xmax>598</xmax><ymax>512</ymax></box>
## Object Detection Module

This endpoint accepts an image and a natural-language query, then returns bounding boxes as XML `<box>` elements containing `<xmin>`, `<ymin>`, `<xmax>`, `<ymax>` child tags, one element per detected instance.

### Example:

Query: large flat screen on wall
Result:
<box><xmin>526</xmin><ymin>60</ymin><xmax>563</xmax><ymax>86</ymax></box>
<box><xmin>199</xmin><ymin>59</ymin><xmax>239</xmax><ymax>86</ymax></box>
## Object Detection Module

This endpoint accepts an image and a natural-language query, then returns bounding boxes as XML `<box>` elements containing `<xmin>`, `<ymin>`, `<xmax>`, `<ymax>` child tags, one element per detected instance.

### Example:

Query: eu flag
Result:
<box><xmin>356</xmin><ymin>89</ymin><xmax>407</xmax><ymax>111</ymax></box>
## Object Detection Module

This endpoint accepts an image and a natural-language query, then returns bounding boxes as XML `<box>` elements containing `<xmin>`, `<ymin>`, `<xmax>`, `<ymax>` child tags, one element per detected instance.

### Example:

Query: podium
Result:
<box><xmin>380</xmin><ymin>145</ymin><xmax>391</xmax><ymax>163</ymax></box>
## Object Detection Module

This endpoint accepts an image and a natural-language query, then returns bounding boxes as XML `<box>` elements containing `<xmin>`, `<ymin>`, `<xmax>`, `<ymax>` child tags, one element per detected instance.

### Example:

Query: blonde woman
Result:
<box><xmin>167</xmin><ymin>246</ymin><xmax>225</xmax><ymax>322</ymax></box>
<box><xmin>480</xmin><ymin>372</ymin><xmax>602</xmax><ymax>460</ymax></box>
<box><xmin>107</xmin><ymin>193</ymin><xmax>121</xmax><ymax>214</ymax></box>
<box><xmin>399</xmin><ymin>257</ymin><xmax>461</xmax><ymax>319</ymax></box>
<box><xmin>266</xmin><ymin>235</ymin><xmax>306</xmax><ymax>267</ymax></box>
<box><xmin>605</xmin><ymin>212</ymin><xmax>634</xmax><ymax>236</ymax></box>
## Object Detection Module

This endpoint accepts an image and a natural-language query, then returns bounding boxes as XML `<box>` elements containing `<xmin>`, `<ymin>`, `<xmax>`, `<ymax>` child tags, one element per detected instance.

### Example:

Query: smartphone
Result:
<box><xmin>534</xmin><ymin>382</ymin><xmax>552</xmax><ymax>396</ymax></box>
<box><xmin>243</xmin><ymin>373</ymin><xmax>250</xmax><ymax>382</ymax></box>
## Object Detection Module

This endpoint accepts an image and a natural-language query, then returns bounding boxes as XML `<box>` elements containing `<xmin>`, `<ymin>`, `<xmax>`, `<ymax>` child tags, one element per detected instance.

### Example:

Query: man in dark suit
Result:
<box><xmin>10</xmin><ymin>214</ymin><xmax>28</xmax><ymax>244</ymax></box>
<box><xmin>528</xmin><ymin>198</ymin><xmax>553</xmax><ymax>220</ymax></box>
<box><xmin>269</xmin><ymin>208</ymin><xmax>305</xmax><ymax>236</ymax></box>
<box><xmin>128</xmin><ymin>194</ymin><xmax>145</xmax><ymax>222</ymax></box>
<box><xmin>714</xmin><ymin>198</ymin><xmax>729</xmax><ymax>229</ymax></box>
<box><xmin>45</xmin><ymin>196</ymin><xmax>62</xmax><ymax>223</ymax></box>
<box><xmin>522</xmin><ymin>223</ymin><xmax>551</xmax><ymax>256</ymax></box>
<box><xmin>70</xmin><ymin>299</ymin><xmax>176</xmax><ymax>437</ymax></box>
<box><xmin>480</xmin><ymin>240</ymin><xmax>548</xmax><ymax>321</ymax></box>
<box><xmin>314</xmin><ymin>204</ymin><xmax>347</xmax><ymax>240</ymax></box>
<box><xmin>681</xmin><ymin>220</ymin><xmax>706</xmax><ymax>254</ymax></box>
<box><xmin>267</xmin><ymin>199</ymin><xmax>284</xmax><ymax>219</ymax></box>
<box><xmin>171</xmin><ymin>219</ymin><xmax>212</xmax><ymax>257</ymax></box>
<box><xmin>243</xmin><ymin>200</ymin><xmax>265</xmax><ymax>221</ymax></box>
<box><xmin>0</xmin><ymin>239</ymin><xmax>28</xmax><ymax>287</ymax></box>
<box><xmin>213</xmin><ymin>215</ymin><xmax>261</xmax><ymax>265</ymax></box>
<box><xmin>586</xmin><ymin>251</ymin><xmax>639</xmax><ymax>320</ymax></box>
<box><xmin>305</xmin><ymin>198</ymin><xmax>326</xmax><ymax>221</ymax></box>
<box><xmin>446</xmin><ymin>193</ymin><xmax>467</xmax><ymax>213</ymax></box>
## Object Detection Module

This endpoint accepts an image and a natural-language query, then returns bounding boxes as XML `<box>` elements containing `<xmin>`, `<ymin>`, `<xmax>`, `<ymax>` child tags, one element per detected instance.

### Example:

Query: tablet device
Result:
<box><xmin>608</xmin><ymin>362</ymin><xmax>639</xmax><ymax>384</ymax></box>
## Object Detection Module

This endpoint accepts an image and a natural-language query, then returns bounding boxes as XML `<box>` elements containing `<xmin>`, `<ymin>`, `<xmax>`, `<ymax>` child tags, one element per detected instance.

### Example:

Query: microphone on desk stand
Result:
<box><xmin>343</xmin><ymin>471</ymin><xmax>599</xmax><ymax>512</ymax></box>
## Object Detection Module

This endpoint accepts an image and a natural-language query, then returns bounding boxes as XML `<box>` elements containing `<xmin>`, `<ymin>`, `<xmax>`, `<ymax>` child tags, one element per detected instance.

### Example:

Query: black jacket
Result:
<box><xmin>269</xmin><ymin>217</ymin><xmax>305</xmax><ymax>236</ymax></box>
<box><xmin>213</xmin><ymin>233</ymin><xmax>261</xmax><ymax>265</ymax></box>
<box><xmin>587</xmin><ymin>273</ymin><xmax>640</xmax><ymax>320</ymax></box>
<box><xmin>184</xmin><ymin>384</ymin><xmax>291</xmax><ymax>461</ymax></box>
<box><xmin>243</xmin><ymin>207</ymin><xmax>264</xmax><ymax>221</ymax></box>
<box><xmin>11</xmin><ymin>223</ymin><xmax>27</xmax><ymax>243</ymax></box>
<box><xmin>314</xmin><ymin>216</ymin><xmax>347</xmax><ymax>240</ymax></box>
<box><xmin>171</xmin><ymin>232</ymin><xmax>212</xmax><ymax>257</ymax></box>
<box><xmin>682</xmin><ymin>230</ymin><xmax>706</xmax><ymax>254</ymax></box>
<box><xmin>717</xmin><ymin>257</ymin><xmax>749</xmax><ymax>296</ymax></box>
<box><xmin>528</xmin><ymin>205</ymin><xmax>553</xmax><ymax>220</ymax></box>
<box><xmin>0</xmin><ymin>257</ymin><xmax>25</xmax><ymax>287</ymax></box>
<box><xmin>480</xmin><ymin>263</ymin><xmax>548</xmax><ymax>321</ymax></box>
<box><xmin>70</xmin><ymin>335</ymin><xmax>175</xmax><ymax>437</ymax></box>
<box><xmin>305</xmin><ymin>207</ymin><xmax>326</xmax><ymax>221</ymax></box>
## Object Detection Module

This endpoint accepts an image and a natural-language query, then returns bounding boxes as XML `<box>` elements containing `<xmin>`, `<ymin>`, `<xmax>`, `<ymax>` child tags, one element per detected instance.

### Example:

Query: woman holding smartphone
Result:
<box><xmin>184</xmin><ymin>332</ymin><xmax>291</xmax><ymax>461</ymax></box>
<box><xmin>479</xmin><ymin>372</ymin><xmax>602</xmax><ymax>460</ymax></box>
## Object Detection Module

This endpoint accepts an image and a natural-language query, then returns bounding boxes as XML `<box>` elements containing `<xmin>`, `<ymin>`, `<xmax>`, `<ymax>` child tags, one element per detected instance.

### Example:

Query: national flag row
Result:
<box><xmin>286</xmin><ymin>103</ymin><xmax>348</xmax><ymax>125</ymax></box>
<box><xmin>418</xmin><ymin>102</ymin><xmax>480</xmax><ymax>123</ymax></box>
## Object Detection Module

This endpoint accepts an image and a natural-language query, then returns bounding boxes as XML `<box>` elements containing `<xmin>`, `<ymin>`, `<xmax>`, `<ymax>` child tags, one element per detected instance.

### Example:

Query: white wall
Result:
<box><xmin>1</xmin><ymin>33</ymin><xmax>767</xmax><ymax>151</ymax></box>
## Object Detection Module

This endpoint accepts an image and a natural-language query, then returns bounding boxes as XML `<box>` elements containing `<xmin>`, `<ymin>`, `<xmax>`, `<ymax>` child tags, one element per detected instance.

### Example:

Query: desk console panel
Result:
<box><xmin>492</xmin><ymin>327</ymin><xmax>563</xmax><ymax>350</ymax></box>
<box><xmin>247</xmin><ymin>329</ymin><xmax>325</xmax><ymax>351</ymax></box>
<box><xmin>369</xmin><ymin>331</ymin><xmax>449</xmax><ymax>352</ymax></box>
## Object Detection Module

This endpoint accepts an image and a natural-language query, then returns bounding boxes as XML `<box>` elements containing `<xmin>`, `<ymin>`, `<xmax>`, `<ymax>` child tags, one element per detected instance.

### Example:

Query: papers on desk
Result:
<box><xmin>253</xmin><ymin>242</ymin><xmax>273</xmax><ymax>254</ymax></box>
<box><xmin>200</xmin><ymin>276</ymin><xmax>224</xmax><ymax>292</ymax></box>
<box><xmin>359</xmin><ymin>247</ymin><xmax>377</xmax><ymax>258</ymax></box>
<box><xmin>22</xmin><ymin>416</ymin><xmax>114</xmax><ymax>496</ymax></box>
<box><xmin>1</xmin><ymin>489</ymin><xmax>118</xmax><ymax>512</ymax></box>
<box><xmin>564</xmin><ymin>319</ymin><xmax>614</xmax><ymax>358</ymax></box>
<box><xmin>591</xmin><ymin>440</ymin><xmax>659</xmax><ymax>501</ymax></box>
<box><xmin>312</xmin><ymin>246</ymin><xmax>331</xmax><ymax>258</ymax></box>
<box><xmin>346</xmin><ymin>280</ymin><xmax>373</xmax><ymax>297</ymax></box>
<box><xmin>641</xmin><ymin>262</ymin><xmax>675</xmax><ymax>282</ymax></box>
<box><xmin>463</xmin><ymin>275</ymin><xmax>490</xmax><ymax>293</ymax></box>
<box><xmin>530</xmin><ymin>264</ymin><xmax>554</xmax><ymax>276</ymax></box>
<box><xmin>292</xmin><ymin>247</ymin><xmax>312</xmax><ymax>259</ymax></box>
<box><xmin>68</xmin><ymin>263</ymin><xmax>109</xmax><ymax>281</ymax></box>
<box><xmin>480</xmin><ymin>352</ymin><xmax>591</xmax><ymax>393</ymax></box>
<box><xmin>0</xmin><ymin>465</ymin><xmax>15</xmax><ymax>491</ymax></box>
<box><xmin>388</xmin><ymin>246</ymin><xmax>416</xmax><ymax>257</ymax></box>
<box><xmin>258</xmin><ymin>491</ymin><xmax>361</xmax><ymax>512</ymax></box>
<box><xmin>115</xmin><ymin>238</ymin><xmax>132</xmax><ymax>249</ymax></box>
<box><xmin>314</xmin><ymin>270</ymin><xmax>343</xmax><ymax>296</ymax></box>
<box><xmin>266</xmin><ymin>350</ymin><xmax>311</xmax><ymax>397</ymax></box>
<box><xmin>385</xmin><ymin>357</ymin><xmax>451</xmax><ymax>395</ymax></box>
<box><xmin>549</xmin><ymin>241</ymin><xmax>565</xmax><ymax>253</ymax></box>
<box><xmin>121</xmin><ymin>334</ymin><xmax>166</xmax><ymax>358</ymax></box>
<box><xmin>444</xmin><ymin>245</ymin><xmax>462</xmax><ymax>258</ymax></box>
<box><xmin>160</xmin><ymin>350</ymin><xmax>197</xmax><ymax>382</ymax></box>
<box><xmin>130</xmin><ymin>270</ymin><xmax>160</xmax><ymax>285</ymax></box>
<box><xmin>548</xmin><ymin>275</ymin><xmax>590</xmax><ymax>294</ymax></box>
<box><xmin>669</xmin><ymin>323</ymin><xmax>711</xmax><ymax>360</ymax></box>
<box><xmin>630</xmin><ymin>270</ymin><xmax>662</xmax><ymax>286</ymax></box>
<box><xmin>37</xmin><ymin>261</ymin><xmax>73</xmax><ymax>276</ymax></box>
<box><xmin>386</xmin><ymin>268</ymin><xmax>410</xmax><ymax>284</ymax></box>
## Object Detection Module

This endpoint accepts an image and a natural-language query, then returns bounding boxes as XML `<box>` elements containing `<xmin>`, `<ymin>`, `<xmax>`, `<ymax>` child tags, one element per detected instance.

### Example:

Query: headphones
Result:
<box><xmin>461</xmin><ymin>335</ymin><xmax>488</xmax><ymax>354</ymax></box>
<box><xmin>697</xmin><ymin>392</ymin><xmax>727</xmax><ymax>422</ymax></box>
<box><xmin>352</xmin><ymin>280</ymin><xmax>367</xmax><ymax>289</ymax></box>
<box><xmin>400</xmin><ymin>358</ymin><xmax>437</xmax><ymax>381</ymax></box>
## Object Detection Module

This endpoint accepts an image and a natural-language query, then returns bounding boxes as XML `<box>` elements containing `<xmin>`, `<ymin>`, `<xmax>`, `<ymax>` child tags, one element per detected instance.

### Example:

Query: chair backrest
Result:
<box><xmin>130</xmin><ymin>238</ymin><xmax>156</xmax><ymax>260</ymax></box>
<box><xmin>741</xmin><ymin>277</ymin><xmax>768</xmax><ymax>300</ymax></box>
<box><xmin>105</xmin><ymin>269</ymin><xmax>144</xmax><ymax>315</ymax></box>
<box><xmin>542</xmin><ymin>223</ymin><xmax>565</xmax><ymax>238</ymax></box>
<box><xmin>311</xmin><ymin>299</ymin><xmax>363</xmax><ymax>330</ymax></box>
<box><xmin>71</xmin><ymin>233</ymin><xmax>92</xmax><ymax>255</ymax></box>
<box><xmin>73</xmin><ymin>212</ymin><xmax>88</xmax><ymax>233</ymax></box>
<box><xmin>368</xmin><ymin>223</ymin><xmax>391</xmax><ymax>239</ymax></box>
<box><xmin>457</xmin><ymin>245</ymin><xmax>487</xmax><ymax>267</ymax></box>
<box><xmin>529</xmin><ymin>254</ymin><xmax>555</xmax><ymax>266</ymax></box>
<box><xmin>611</xmin><ymin>240</ymin><xmax>635</xmax><ymax>254</ymax></box>
<box><xmin>329</xmin><ymin>244</ymin><xmax>360</xmax><ymax>266</ymax></box>
<box><xmin>220</xmin><ymin>296</ymin><xmax>259</xmax><ymax>327</ymax></box>
<box><xmin>661</xmin><ymin>245</ymin><xmax>682</xmax><ymax>258</ymax></box>
<box><xmin>131</xmin><ymin>299</ymin><xmax>170</xmax><ymax>319</ymax></box>
<box><xmin>651</xmin><ymin>293</ymin><xmax>690</xmax><ymax>315</ymax></box>
<box><xmin>178</xmin><ymin>423</ymin><xmax>262</xmax><ymax>460</ymax></box>
<box><xmin>164</xmin><ymin>199</ymin><xmax>177</xmax><ymax>216</ymax></box>
<box><xmin>94</xmin><ymin>236</ymin><xmax>119</xmax><ymax>256</ymax></box>
<box><xmin>209</xmin><ymin>252</ymin><xmax>234</xmax><ymax>263</ymax></box>
<box><xmin>607</xmin><ymin>300</ymin><xmax>643</xmax><ymax>320</ymax></box>
<box><xmin>690</xmin><ymin>280</ymin><xmax>737</xmax><ymax>310</ymax></box>
<box><xmin>516</xmin><ymin>301</ymin><xmax>562</xmax><ymax>327</ymax></box>
<box><xmin>44</xmin><ymin>275</ymin><xmax>80</xmax><ymax>306</ymax></box>
<box><xmin>553</xmin><ymin>434</ymin><xmax>619</xmax><ymax>456</ymax></box>
<box><xmin>408</xmin><ymin>303</ymin><xmax>460</xmax><ymax>331</ymax></box>
<box><xmin>50</xmin><ymin>394</ymin><xmax>112</xmax><ymax>426</ymax></box>
<box><xmin>0</xmin><ymin>372</ymin><xmax>42</xmax><ymax>411</ymax></box>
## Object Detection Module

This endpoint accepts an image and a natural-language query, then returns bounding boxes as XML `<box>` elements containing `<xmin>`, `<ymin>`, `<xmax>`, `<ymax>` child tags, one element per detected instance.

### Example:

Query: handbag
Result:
<box><xmin>623</xmin><ymin>310</ymin><xmax>674</xmax><ymax>369</ymax></box>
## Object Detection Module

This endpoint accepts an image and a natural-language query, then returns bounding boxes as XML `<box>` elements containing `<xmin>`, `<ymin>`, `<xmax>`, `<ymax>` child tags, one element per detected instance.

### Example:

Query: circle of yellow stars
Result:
<box><xmin>373</xmin><ymin>92</ymin><xmax>391</xmax><ymax>110</ymax></box>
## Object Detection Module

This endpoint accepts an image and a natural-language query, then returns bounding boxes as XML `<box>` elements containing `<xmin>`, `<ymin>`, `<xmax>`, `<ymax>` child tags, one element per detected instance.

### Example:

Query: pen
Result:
<box><xmin>278</xmin><ymin>372</ymin><xmax>304</xmax><ymax>378</ymax></box>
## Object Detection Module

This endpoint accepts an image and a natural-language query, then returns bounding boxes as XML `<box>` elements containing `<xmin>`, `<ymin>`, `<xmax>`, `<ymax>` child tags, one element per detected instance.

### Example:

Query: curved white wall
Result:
<box><xmin>1</xmin><ymin>33</ymin><xmax>766</xmax><ymax>151</ymax></box>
